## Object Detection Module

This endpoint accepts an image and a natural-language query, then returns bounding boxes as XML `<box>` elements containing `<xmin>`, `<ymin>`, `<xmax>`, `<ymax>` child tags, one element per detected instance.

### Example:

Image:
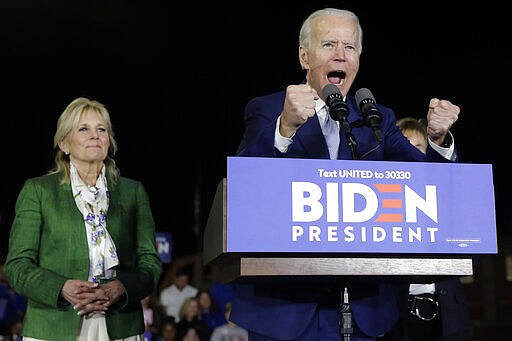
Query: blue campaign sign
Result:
<box><xmin>156</xmin><ymin>231</ymin><xmax>172</xmax><ymax>263</ymax></box>
<box><xmin>226</xmin><ymin>157</ymin><xmax>497</xmax><ymax>254</ymax></box>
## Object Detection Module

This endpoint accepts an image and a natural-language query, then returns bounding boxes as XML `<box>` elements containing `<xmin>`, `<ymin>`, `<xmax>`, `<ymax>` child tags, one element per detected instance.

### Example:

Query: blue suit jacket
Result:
<box><xmin>230</xmin><ymin>90</ymin><xmax>455</xmax><ymax>340</ymax></box>
<box><xmin>236</xmin><ymin>90</ymin><xmax>452</xmax><ymax>162</ymax></box>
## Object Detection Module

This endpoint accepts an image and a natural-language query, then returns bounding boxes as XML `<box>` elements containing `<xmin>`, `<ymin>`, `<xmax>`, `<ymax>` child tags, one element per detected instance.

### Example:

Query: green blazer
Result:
<box><xmin>4</xmin><ymin>172</ymin><xmax>162</xmax><ymax>341</ymax></box>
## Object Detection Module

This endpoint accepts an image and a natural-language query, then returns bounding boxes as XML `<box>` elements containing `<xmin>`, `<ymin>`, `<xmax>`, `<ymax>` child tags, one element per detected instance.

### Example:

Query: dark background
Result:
<box><xmin>0</xmin><ymin>1</ymin><xmax>509</xmax><ymax>260</ymax></box>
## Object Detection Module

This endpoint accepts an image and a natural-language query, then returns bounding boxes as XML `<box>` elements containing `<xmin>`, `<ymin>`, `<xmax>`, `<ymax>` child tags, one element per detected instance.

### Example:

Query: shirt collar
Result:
<box><xmin>315</xmin><ymin>98</ymin><xmax>328</xmax><ymax>123</ymax></box>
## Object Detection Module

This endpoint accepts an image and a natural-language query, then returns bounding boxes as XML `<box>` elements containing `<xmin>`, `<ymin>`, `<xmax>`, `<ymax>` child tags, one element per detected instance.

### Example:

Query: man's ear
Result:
<box><xmin>299</xmin><ymin>46</ymin><xmax>309</xmax><ymax>70</ymax></box>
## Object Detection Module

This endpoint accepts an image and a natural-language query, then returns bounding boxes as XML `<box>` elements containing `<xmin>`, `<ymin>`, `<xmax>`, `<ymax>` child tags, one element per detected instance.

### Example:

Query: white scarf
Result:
<box><xmin>70</xmin><ymin>162</ymin><xmax>119</xmax><ymax>283</ymax></box>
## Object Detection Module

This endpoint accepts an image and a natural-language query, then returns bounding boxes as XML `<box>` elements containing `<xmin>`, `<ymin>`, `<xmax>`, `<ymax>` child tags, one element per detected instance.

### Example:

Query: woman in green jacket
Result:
<box><xmin>4</xmin><ymin>97</ymin><xmax>162</xmax><ymax>341</ymax></box>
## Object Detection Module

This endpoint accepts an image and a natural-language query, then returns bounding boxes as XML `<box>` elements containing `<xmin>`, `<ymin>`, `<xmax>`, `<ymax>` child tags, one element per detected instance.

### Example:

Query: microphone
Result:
<box><xmin>321</xmin><ymin>84</ymin><xmax>349</xmax><ymax>122</ymax></box>
<box><xmin>322</xmin><ymin>84</ymin><xmax>359</xmax><ymax>159</ymax></box>
<box><xmin>355</xmin><ymin>88</ymin><xmax>382</xmax><ymax>142</ymax></box>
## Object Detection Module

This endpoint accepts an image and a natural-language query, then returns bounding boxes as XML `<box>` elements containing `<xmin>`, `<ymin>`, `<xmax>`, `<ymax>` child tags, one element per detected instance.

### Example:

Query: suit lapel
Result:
<box><xmin>294</xmin><ymin>113</ymin><xmax>331</xmax><ymax>159</ymax></box>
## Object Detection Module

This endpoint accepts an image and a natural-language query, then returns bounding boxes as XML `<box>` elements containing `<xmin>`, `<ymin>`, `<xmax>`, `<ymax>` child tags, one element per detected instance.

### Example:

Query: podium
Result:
<box><xmin>203</xmin><ymin>157</ymin><xmax>497</xmax><ymax>283</ymax></box>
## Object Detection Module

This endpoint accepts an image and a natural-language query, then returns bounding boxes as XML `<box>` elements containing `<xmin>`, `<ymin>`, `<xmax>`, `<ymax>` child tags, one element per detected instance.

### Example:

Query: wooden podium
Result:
<box><xmin>203</xmin><ymin>178</ymin><xmax>474</xmax><ymax>283</ymax></box>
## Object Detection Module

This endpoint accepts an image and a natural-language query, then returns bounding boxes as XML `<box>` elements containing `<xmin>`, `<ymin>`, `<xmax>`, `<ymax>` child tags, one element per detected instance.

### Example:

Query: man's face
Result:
<box><xmin>175</xmin><ymin>274</ymin><xmax>189</xmax><ymax>290</ymax></box>
<box><xmin>299</xmin><ymin>14</ymin><xmax>360</xmax><ymax>98</ymax></box>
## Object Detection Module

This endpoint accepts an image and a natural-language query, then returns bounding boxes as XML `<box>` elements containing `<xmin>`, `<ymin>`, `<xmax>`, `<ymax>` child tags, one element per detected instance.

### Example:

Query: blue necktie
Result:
<box><xmin>322</xmin><ymin>111</ymin><xmax>340</xmax><ymax>160</ymax></box>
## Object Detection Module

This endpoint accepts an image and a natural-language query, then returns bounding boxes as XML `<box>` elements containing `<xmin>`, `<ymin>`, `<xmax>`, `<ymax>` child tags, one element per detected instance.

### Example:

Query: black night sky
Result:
<box><xmin>0</xmin><ymin>1</ymin><xmax>509</xmax><ymax>261</ymax></box>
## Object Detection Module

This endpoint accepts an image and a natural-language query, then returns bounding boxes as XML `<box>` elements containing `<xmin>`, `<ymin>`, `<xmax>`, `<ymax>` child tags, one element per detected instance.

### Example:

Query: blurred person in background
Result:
<box><xmin>156</xmin><ymin>317</ymin><xmax>178</xmax><ymax>341</ymax></box>
<box><xmin>160</xmin><ymin>267</ymin><xmax>198</xmax><ymax>323</ymax></box>
<box><xmin>195</xmin><ymin>290</ymin><xmax>225</xmax><ymax>332</ymax></box>
<box><xmin>176</xmin><ymin>297</ymin><xmax>210</xmax><ymax>341</ymax></box>
<box><xmin>209</xmin><ymin>302</ymin><xmax>248</xmax><ymax>341</ymax></box>
<box><xmin>0</xmin><ymin>265</ymin><xmax>26</xmax><ymax>337</ymax></box>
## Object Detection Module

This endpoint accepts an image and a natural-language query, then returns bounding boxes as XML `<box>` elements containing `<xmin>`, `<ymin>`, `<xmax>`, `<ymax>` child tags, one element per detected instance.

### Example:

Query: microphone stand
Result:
<box><xmin>339</xmin><ymin>117</ymin><xmax>359</xmax><ymax>160</ymax></box>
<box><xmin>348</xmin><ymin>120</ymin><xmax>381</xmax><ymax>160</ymax></box>
<box><xmin>324</xmin><ymin>90</ymin><xmax>359</xmax><ymax>160</ymax></box>
<box><xmin>339</xmin><ymin>286</ymin><xmax>353</xmax><ymax>341</ymax></box>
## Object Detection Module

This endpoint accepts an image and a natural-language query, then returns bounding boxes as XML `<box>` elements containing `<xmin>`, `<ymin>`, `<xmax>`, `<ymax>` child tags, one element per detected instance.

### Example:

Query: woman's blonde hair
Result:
<box><xmin>178</xmin><ymin>297</ymin><xmax>200</xmax><ymax>320</ymax></box>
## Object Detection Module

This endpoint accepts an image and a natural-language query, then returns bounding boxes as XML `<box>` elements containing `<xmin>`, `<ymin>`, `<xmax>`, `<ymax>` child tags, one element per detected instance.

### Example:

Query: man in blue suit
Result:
<box><xmin>230</xmin><ymin>7</ymin><xmax>461</xmax><ymax>341</ymax></box>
